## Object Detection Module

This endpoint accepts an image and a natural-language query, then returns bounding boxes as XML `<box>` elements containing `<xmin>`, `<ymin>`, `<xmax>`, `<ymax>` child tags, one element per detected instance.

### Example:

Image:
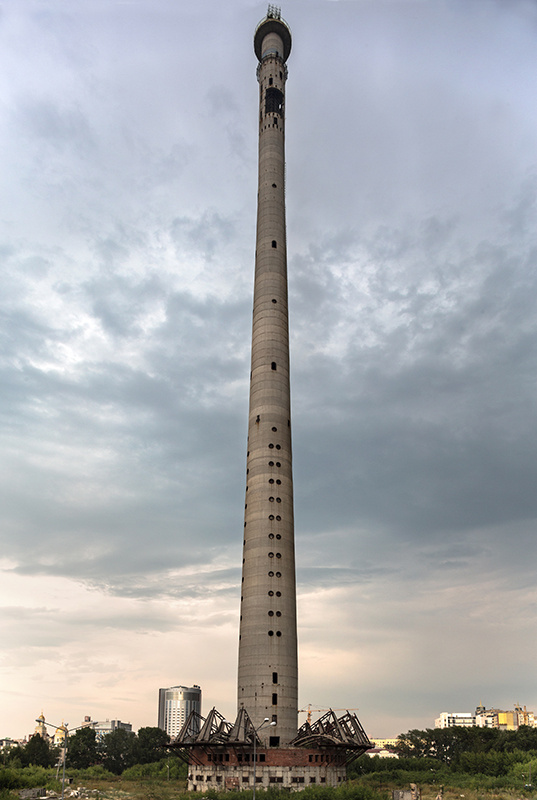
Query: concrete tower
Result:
<box><xmin>237</xmin><ymin>5</ymin><xmax>296</xmax><ymax>748</ymax></box>
<box><xmin>170</xmin><ymin>11</ymin><xmax>371</xmax><ymax>789</ymax></box>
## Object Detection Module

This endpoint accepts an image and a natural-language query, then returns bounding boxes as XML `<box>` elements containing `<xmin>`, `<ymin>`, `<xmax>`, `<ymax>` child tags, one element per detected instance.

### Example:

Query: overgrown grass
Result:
<box><xmin>2</xmin><ymin>763</ymin><xmax>536</xmax><ymax>800</ymax></box>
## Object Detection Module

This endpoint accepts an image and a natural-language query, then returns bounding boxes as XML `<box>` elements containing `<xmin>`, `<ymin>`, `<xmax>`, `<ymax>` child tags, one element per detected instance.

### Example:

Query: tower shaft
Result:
<box><xmin>238</xmin><ymin>10</ymin><xmax>296</xmax><ymax>748</ymax></box>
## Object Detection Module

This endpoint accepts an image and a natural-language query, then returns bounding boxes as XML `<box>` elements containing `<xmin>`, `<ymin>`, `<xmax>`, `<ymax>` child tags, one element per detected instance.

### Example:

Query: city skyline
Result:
<box><xmin>2</xmin><ymin>0</ymin><xmax>537</xmax><ymax>741</ymax></box>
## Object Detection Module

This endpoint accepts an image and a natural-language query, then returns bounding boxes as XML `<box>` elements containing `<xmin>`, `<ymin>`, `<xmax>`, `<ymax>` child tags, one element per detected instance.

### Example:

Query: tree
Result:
<box><xmin>23</xmin><ymin>734</ymin><xmax>56</xmax><ymax>768</ymax></box>
<box><xmin>67</xmin><ymin>727</ymin><xmax>99</xmax><ymax>770</ymax></box>
<box><xmin>395</xmin><ymin>729</ymin><xmax>433</xmax><ymax>759</ymax></box>
<box><xmin>101</xmin><ymin>728</ymin><xmax>135</xmax><ymax>775</ymax></box>
<box><xmin>133</xmin><ymin>727</ymin><xmax>170</xmax><ymax>764</ymax></box>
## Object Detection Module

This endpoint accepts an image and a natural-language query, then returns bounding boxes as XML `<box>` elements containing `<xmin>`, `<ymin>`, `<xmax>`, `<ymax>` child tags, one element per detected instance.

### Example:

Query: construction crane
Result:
<box><xmin>298</xmin><ymin>705</ymin><xmax>360</xmax><ymax>725</ymax></box>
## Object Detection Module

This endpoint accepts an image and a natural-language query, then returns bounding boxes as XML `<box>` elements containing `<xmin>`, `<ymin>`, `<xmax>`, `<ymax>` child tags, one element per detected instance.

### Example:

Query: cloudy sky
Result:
<box><xmin>2</xmin><ymin>0</ymin><xmax>537</xmax><ymax>742</ymax></box>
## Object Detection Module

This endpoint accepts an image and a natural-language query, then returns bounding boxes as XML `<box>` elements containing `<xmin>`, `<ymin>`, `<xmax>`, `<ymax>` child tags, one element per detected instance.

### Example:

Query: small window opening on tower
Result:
<box><xmin>274</xmin><ymin>117</ymin><xmax>278</xmax><ymax>127</ymax></box>
<box><xmin>271</xmin><ymin>362</ymin><xmax>277</xmax><ymax>370</ymax></box>
<box><xmin>272</xmin><ymin>183</ymin><xmax>277</xmax><ymax>188</ymax></box>
<box><xmin>272</xmin><ymin>426</ymin><xmax>277</xmax><ymax>431</ymax></box>
<box><xmin>272</xmin><ymin>298</ymin><xmax>277</xmax><ymax>303</ymax></box>
<box><xmin>272</xmin><ymin>693</ymin><xmax>278</xmax><ymax>705</ymax></box>
<box><xmin>272</xmin><ymin>672</ymin><xmax>278</xmax><ymax>684</ymax></box>
<box><xmin>272</xmin><ymin>714</ymin><xmax>277</xmax><ymax>723</ymax></box>
<box><xmin>269</xmin><ymin>736</ymin><xmax>280</xmax><ymax>747</ymax></box>
<box><xmin>269</xmin><ymin>77</ymin><xmax>273</xmax><ymax>85</ymax></box>
<box><xmin>276</xmin><ymin>631</ymin><xmax>282</xmax><ymax>637</ymax></box>
<box><xmin>272</xmin><ymin>240</ymin><xmax>277</xmax><ymax>248</ymax></box>
<box><xmin>268</xmin><ymin>630</ymin><xmax>274</xmax><ymax>636</ymax></box>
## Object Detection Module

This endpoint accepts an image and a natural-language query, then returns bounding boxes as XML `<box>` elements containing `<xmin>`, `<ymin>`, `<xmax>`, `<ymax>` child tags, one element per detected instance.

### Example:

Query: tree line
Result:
<box><xmin>4</xmin><ymin>726</ymin><xmax>173</xmax><ymax>775</ymax></box>
<box><xmin>394</xmin><ymin>725</ymin><xmax>537</xmax><ymax>765</ymax></box>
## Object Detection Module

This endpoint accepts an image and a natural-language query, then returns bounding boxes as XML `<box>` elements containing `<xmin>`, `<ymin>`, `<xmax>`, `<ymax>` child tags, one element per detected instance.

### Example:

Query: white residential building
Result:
<box><xmin>435</xmin><ymin>712</ymin><xmax>475</xmax><ymax>729</ymax></box>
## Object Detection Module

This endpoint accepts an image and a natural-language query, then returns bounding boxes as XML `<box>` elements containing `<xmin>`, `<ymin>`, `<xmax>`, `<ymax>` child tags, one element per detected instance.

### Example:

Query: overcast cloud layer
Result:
<box><xmin>2</xmin><ymin>0</ymin><xmax>537</xmax><ymax>740</ymax></box>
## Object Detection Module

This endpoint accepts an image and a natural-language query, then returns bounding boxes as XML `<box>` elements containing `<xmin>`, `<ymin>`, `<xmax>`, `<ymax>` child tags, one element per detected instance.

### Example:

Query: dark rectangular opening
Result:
<box><xmin>272</xmin><ymin>693</ymin><xmax>277</xmax><ymax>705</ymax></box>
<box><xmin>265</xmin><ymin>87</ymin><xmax>283</xmax><ymax>114</ymax></box>
<box><xmin>269</xmin><ymin>736</ymin><xmax>280</xmax><ymax>747</ymax></box>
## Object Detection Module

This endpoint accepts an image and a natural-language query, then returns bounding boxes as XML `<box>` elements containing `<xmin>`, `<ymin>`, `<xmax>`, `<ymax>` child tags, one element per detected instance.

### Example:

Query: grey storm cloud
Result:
<box><xmin>2</xmin><ymin>0</ymin><xmax>537</xmax><ymax>738</ymax></box>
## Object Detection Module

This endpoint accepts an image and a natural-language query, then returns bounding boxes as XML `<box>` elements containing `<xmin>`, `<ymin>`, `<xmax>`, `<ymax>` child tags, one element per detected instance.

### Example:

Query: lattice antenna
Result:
<box><xmin>267</xmin><ymin>4</ymin><xmax>281</xmax><ymax>19</ymax></box>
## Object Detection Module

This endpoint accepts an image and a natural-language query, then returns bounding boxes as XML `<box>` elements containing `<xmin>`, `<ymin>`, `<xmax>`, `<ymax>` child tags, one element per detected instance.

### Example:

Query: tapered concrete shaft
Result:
<box><xmin>237</xmin><ymin>10</ymin><xmax>296</xmax><ymax>748</ymax></box>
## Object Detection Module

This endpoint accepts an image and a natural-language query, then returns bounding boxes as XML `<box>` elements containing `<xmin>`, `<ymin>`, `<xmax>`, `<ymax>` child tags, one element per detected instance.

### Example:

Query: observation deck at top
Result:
<box><xmin>254</xmin><ymin>8</ymin><xmax>292</xmax><ymax>62</ymax></box>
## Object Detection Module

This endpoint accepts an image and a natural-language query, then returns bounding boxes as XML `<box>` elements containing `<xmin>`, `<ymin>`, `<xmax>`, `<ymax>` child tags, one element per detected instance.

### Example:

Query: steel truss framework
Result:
<box><xmin>168</xmin><ymin>707</ymin><xmax>371</xmax><ymax>766</ymax></box>
<box><xmin>290</xmin><ymin>710</ymin><xmax>371</xmax><ymax>761</ymax></box>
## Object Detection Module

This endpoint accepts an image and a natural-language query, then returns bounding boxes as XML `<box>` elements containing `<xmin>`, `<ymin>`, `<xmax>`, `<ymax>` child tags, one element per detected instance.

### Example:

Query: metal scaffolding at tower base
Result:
<box><xmin>290</xmin><ymin>709</ymin><xmax>371</xmax><ymax>758</ymax></box>
<box><xmin>167</xmin><ymin>707</ymin><xmax>372</xmax><ymax>765</ymax></box>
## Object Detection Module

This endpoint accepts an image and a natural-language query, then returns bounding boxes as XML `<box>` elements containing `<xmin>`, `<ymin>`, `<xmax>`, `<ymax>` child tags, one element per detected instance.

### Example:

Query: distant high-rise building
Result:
<box><xmin>158</xmin><ymin>686</ymin><xmax>201</xmax><ymax>738</ymax></box>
